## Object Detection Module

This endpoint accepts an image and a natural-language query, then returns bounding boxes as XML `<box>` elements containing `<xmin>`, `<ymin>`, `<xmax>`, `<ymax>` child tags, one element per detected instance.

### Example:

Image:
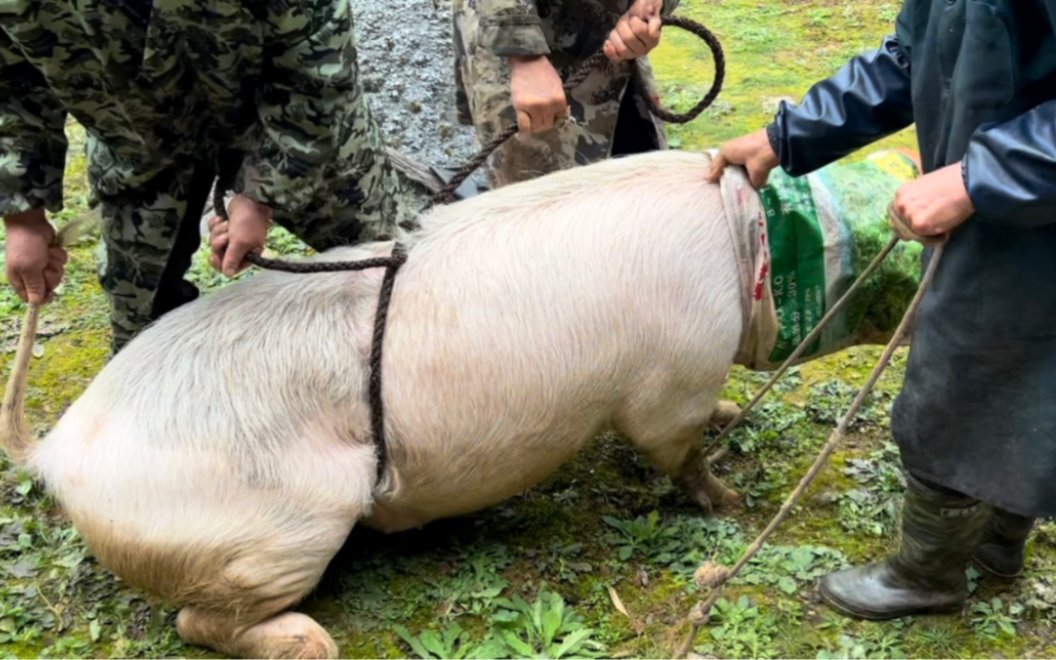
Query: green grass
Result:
<box><xmin>650</xmin><ymin>0</ymin><xmax>918</xmax><ymax>155</ymax></box>
<box><xmin>2</xmin><ymin>1</ymin><xmax>1055</xmax><ymax>658</ymax></box>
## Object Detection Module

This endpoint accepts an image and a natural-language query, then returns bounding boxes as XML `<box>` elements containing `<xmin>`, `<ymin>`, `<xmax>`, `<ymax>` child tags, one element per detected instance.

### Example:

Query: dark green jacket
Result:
<box><xmin>768</xmin><ymin>0</ymin><xmax>1056</xmax><ymax>516</ymax></box>
<box><xmin>0</xmin><ymin>0</ymin><xmax>371</xmax><ymax>217</ymax></box>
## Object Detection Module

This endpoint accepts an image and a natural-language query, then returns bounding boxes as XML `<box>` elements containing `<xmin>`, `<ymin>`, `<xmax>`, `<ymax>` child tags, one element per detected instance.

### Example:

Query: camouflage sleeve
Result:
<box><xmin>0</xmin><ymin>33</ymin><xmax>68</xmax><ymax>217</ymax></box>
<box><xmin>239</xmin><ymin>0</ymin><xmax>373</xmax><ymax>213</ymax></box>
<box><xmin>477</xmin><ymin>0</ymin><xmax>551</xmax><ymax>57</ymax></box>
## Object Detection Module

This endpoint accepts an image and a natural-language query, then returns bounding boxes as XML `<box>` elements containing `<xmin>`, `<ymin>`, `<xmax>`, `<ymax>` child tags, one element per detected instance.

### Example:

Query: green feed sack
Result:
<box><xmin>758</xmin><ymin>151</ymin><xmax>923</xmax><ymax>366</ymax></box>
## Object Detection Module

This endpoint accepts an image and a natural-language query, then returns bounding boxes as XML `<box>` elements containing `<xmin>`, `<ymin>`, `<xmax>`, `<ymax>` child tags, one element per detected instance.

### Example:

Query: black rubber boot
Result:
<box><xmin>972</xmin><ymin>507</ymin><xmax>1035</xmax><ymax>579</ymax></box>
<box><xmin>819</xmin><ymin>473</ymin><xmax>988</xmax><ymax>621</ymax></box>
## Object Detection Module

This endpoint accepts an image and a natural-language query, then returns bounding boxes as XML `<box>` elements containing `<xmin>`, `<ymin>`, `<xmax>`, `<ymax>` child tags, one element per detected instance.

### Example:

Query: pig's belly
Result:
<box><xmin>359</xmin><ymin>428</ymin><xmax>593</xmax><ymax>533</ymax></box>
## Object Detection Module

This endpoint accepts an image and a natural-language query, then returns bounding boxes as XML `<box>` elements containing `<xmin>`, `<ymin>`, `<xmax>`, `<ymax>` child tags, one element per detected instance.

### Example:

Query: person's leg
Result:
<box><xmin>96</xmin><ymin>155</ymin><xmax>213</xmax><ymax>355</ymax></box>
<box><xmin>973</xmin><ymin>506</ymin><xmax>1036</xmax><ymax>578</ymax></box>
<box><xmin>610</xmin><ymin>57</ymin><xmax>666</xmax><ymax>157</ymax></box>
<box><xmin>453</xmin><ymin>1</ymin><xmax>633</xmax><ymax>188</ymax></box>
<box><xmin>454</xmin><ymin>39</ymin><xmax>579</xmax><ymax>187</ymax></box>
<box><xmin>268</xmin><ymin>92</ymin><xmax>414</xmax><ymax>246</ymax></box>
<box><xmin>819</xmin><ymin>470</ymin><xmax>988</xmax><ymax>620</ymax></box>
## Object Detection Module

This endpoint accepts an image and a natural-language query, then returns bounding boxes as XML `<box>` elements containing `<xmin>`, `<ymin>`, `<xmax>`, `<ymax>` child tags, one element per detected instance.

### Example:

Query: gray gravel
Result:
<box><xmin>351</xmin><ymin>0</ymin><xmax>485</xmax><ymax>186</ymax></box>
<box><xmin>203</xmin><ymin>1</ymin><xmax>485</xmax><ymax>232</ymax></box>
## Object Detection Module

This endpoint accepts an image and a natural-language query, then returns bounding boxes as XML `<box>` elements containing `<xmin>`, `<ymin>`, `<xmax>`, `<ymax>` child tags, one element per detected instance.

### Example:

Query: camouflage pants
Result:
<box><xmin>452</xmin><ymin>2</ymin><xmax>668</xmax><ymax>189</ymax></box>
<box><xmin>91</xmin><ymin>137</ymin><xmax>412</xmax><ymax>356</ymax></box>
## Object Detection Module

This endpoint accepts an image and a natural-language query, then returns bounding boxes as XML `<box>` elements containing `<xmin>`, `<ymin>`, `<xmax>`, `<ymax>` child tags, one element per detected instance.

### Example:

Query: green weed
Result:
<box><xmin>815</xmin><ymin>629</ymin><xmax>907</xmax><ymax>660</ymax></box>
<box><xmin>696</xmin><ymin>595</ymin><xmax>780</xmax><ymax>660</ymax></box>
<box><xmin>969</xmin><ymin>597</ymin><xmax>1023</xmax><ymax>641</ymax></box>
<box><xmin>739</xmin><ymin>545</ymin><xmax>848</xmax><ymax>595</ymax></box>
<box><xmin>394</xmin><ymin>622</ymin><xmax>497</xmax><ymax>660</ymax></box>
<box><xmin>833</xmin><ymin>442</ymin><xmax>905</xmax><ymax>537</ymax></box>
<box><xmin>396</xmin><ymin>587</ymin><xmax>605</xmax><ymax>660</ymax></box>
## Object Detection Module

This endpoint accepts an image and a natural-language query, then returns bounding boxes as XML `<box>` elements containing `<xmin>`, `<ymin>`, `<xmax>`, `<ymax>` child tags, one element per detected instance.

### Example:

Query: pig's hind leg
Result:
<box><xmin>170</xmin><ymin>458</ymin><xmax>372</xmax><ymax>659</ymax></box>
<box><xmin>172</xmin><ymin>513</ymin><xmax>354</xmax><ymax>659</ymax></box>
<box><xmin>615</xmin><ymin>392</ymin><xmax>742</xmax><ymax>513</ymax></box>
<box><xmin>71</xmin><ymin>440</ymin><xmax>376</xmax><ymax>659</ymax></box>
<box><xmin>177</xmin><ymin>608</ymin><xmax>338</xmax><ymax>659</ymax></box>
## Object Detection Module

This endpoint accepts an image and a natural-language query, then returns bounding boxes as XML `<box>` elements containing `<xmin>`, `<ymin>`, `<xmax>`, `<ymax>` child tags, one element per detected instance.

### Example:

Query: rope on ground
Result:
<box><xmin>703</xmin><ymin>235</ymin><xmax>901</xmax><ymax>465</ymax></box>
<box><xmin>673</xmin><ymin>237</ymin><xmax>947</xmax><ymax>659</ymax></box>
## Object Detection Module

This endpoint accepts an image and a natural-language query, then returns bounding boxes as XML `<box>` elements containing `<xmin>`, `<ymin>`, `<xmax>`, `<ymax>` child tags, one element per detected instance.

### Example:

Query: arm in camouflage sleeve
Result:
<box><xmin>477</xmin><ymin>0</ymin><xmax>550</xmax><ymax>57</ymax></box>
<box><xmin>0</xmin><ymin>32</ymin><xmax>68</xmax><ymax>217</ymax></box>
<box><xmin>479</xmin><ymin>0</ymin><xmax>675</xmax><ymax>60</ymax></box>
<box><xmin>239</xmin><ymin>0</ymin><xmax>374</xmax><ymax>214</ymax></box>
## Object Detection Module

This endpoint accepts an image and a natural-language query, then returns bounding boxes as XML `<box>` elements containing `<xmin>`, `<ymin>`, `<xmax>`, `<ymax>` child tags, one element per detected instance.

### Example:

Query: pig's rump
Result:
<box><xmin>26</xmin><ymin>149</ymin><xmax>742</xmax><ymax>602</ymax></box>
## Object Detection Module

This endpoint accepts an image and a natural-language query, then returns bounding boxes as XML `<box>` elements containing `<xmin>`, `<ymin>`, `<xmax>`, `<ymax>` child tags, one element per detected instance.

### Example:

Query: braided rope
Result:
<box><xmin>209</xmin><ymin>14</ymin><xmax>725</xmax><ymax>488</ymax></box>
<box><xmin>423</xmin><ymin>15</ymin><xmax>725</xmax><ymax>210</ymax></box>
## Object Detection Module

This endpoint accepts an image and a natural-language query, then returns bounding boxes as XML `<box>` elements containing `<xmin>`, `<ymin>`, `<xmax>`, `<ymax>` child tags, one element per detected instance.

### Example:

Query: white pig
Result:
<box><xmin>3</xmin><ymin>150</ymin><xmax>756</xmax><ymax>659</ymax></box>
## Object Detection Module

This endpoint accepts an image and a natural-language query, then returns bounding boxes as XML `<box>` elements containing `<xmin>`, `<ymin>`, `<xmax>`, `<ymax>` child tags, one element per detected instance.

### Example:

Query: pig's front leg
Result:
<box><xmin>676</xmin><ymin>443</ymin><xmax>743</xmax><ymax>514</ymax></box>
<box><xmin>617</xmin><ymin>396</ymin><xmax>743</xmax><ymax>514</ymax></box>
<box><xmin>708</xmin><ymin>400</ymin><xmax>743</xmax><ymax>430</ymax></box>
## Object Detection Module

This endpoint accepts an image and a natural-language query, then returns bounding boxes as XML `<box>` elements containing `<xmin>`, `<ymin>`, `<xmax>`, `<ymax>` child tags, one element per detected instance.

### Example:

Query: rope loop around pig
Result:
<box><xmin>210</xmin><ymin>193</ymin><xmax>407</xmax><ymax>486</ymax></box>
<box><xmin>208</xmin><ymin>14</ymin><xmax>726</xmax><ymax>488</ymax></box>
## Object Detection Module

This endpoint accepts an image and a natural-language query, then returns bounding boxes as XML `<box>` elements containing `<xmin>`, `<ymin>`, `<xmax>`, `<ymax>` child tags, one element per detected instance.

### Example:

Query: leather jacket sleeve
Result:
<box><xmin>963</xmin><ymin>101</ymin><xmax>1056</xmax><ymax>228</ymax></box>
<box><xmin>766</xmin><ymin>28</ymin><xmax>914</xmax><ymax>177</ymax></box>
<box><xmin>962</xmin><ymin>1</ymin><xmax>1056</xmax><ymax>228</ymax></box>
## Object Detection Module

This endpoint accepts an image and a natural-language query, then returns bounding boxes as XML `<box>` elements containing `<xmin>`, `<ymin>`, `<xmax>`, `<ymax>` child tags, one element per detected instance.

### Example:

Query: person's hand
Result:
<box><xmin>207</xmin><ymin>194</ymin><xmax>273</xmax><ymax>277</ymax></box>
<box><xmin>887</xmin><ymin>162</ymin><xmax>973</xmax><ymax>245</ymax></box>
<box><xmin>604</xmin><ymin>0</ymin><xmax>663</xmax><ymax>62</ymax></box>
<box><xmin>626</xmin><ymin>0</ymin><xmax>662</xmax><ymax>20</ymax></box>
<box><xmin>706</xmin><ymin>128</ymin><xmax>780</xmax><ymax>189</ymax></box>
<box><xmin>3</xmin><ymin>208</ymin><xmax>67</xmax><ymax>305</ymax></box>
<box><xmin>508</xmin><ymin>55</ymin><xmax>568</xmax><ymax>134</ymax></box>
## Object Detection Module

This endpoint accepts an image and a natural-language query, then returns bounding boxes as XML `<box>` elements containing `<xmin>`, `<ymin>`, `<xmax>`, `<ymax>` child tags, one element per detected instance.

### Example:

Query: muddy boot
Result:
<box><xmin>818</xmin><ymin>473</ymin><xmax>988</xmax><ymax>620</ymax></box>
<box><xmin>972</xmin><ymin>507</ymin><xmax>1035</xmax><ymax>579</ymax></box>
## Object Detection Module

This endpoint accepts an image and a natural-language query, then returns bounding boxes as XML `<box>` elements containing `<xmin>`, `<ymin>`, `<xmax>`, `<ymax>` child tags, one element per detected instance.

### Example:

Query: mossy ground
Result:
<box><xmin>2</xmin><ymin>1</ymin><xmax>1055</xmax><ymax>658</ymax></box>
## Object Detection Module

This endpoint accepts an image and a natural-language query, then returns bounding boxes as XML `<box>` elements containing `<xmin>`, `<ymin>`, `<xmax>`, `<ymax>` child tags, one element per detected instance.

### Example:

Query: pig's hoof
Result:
<box><xmin>708</xmin><ymin>400</ymin><xmax>743</xmax><ymax>430</ymax></box>
<box><xmin>177</xmin><ymin>608</ymin><xmax>339</xmax><ymax>659</ymax></box>
<box><xmin>689</xmin><ymin>490</ymin><xmax>715</xmax><ymax>515</ymax></box>
<box><xmin>698</xmin><ymin>473</ymin><xmax>744</xmax><ymax>512</ymax></box>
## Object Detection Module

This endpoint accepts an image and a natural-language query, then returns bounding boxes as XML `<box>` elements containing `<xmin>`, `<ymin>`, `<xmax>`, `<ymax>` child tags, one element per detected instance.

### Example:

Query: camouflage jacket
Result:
<box><xmin>0</xmin><ymin>0</ymin><xmax>366</xmax><ymax>217</ymax></box>
<box><xmin>477</xmin><ymin>0</ymin><xmax>680</xmax><ymax>57</ymax></box>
